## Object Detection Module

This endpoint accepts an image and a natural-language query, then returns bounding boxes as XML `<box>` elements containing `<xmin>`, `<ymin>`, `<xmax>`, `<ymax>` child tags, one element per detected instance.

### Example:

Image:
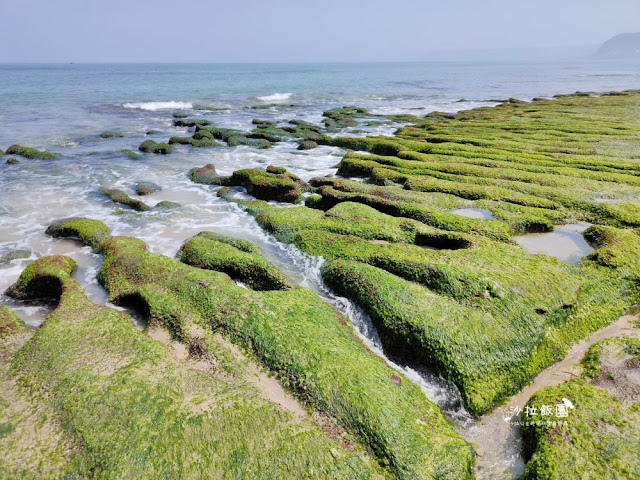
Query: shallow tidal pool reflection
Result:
<box><xmin>513</xmin><ymin>222</ymin><xmax>594</xmax><ymax>265</ymax></box>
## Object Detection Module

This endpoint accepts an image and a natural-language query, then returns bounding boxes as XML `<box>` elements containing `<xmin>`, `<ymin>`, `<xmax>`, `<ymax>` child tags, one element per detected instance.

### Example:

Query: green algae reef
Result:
<box><xmin>23</xmin><ymin>218</ymin><xmax>474</xmax><ymax>479</ymax></box>
<box><xmin>3</xmin><ymin>144</ymin><xmax>58</xmax><ymax>160</ymax></box>
<box><xmin>138</xmin><ymin>139</ymin><xmax>173</xmax><ymax>154</ymax></box>
<box><xmin>1</xmin><ymin>256</ymin><xmax>389</xmax><ymax>479</ymax></box>
<box><xmin>100</xmin><ymin>187</ymin><xmax>150</xmax><ymax>212</ymax></box>
<box><xmin>179</xmin><ymin>232</ymin><xmax>292</xmax><ymax>291</ymax></box>
<box><xmin>0</xmin><ymin>305</ymin><xmax>24</xmax><ymax>339</ymax></box>
<box><xmin>202</xmin><ymin>92</ymin><xmax>640</xmax><ymax>417</ymax></box>
<box><xmin>190</xmin><ymin>165</ymin><xmax>310</xmax><ymax>203</ymax></box>
<box><xmin>521</xmin><ymin>336</ymin><xmax>640</xmax><ymax>479</ymax></box>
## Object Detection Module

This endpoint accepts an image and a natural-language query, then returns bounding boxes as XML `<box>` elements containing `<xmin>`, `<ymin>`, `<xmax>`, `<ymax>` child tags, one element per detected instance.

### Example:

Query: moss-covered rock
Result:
<box><xmin>0</xmin><ymin>305</ymin><xmax>25</xmax><ymax>339</ymax></box>
<box><xmin>522</xmin><ymin>379</ymin><xmax>640</xmax><ymax>479</ymax></box>
<box><xmin>179</xmin><ymin>232</ymin><xmax>291</xmax><ymax>290</ymax></box>
<box><xmin>5</xmin><ymin>158</ymin><xmax>19</xmax><ymax>165</ymax></box>
<box><xmin>46</xmin><ymin>218</ymin><xmax>111</xmax><ymax>252</ymax></box>
<box><xmin>100</xmin><ymin>188</ymin><xmax>150</xmax><ymax>212</ymax></box>
<box><xmin>222</xmin><ymin>191</ymin><xmax>640</xmax><ymax>414</ymax></box>
<box><xmin>228</xmin><ymin>168</ymin><xmax>307</xmax><ymax>203</ymax></box>
<box><xmin>168</xmin><ymin>136</ymin><xmax>220</xmax><ymax>148</ymax></box>
<box><xmin>227</xmin><ymin>135</ymin><xmax>272</xmax><ymax>149</ymax></box>
<box><xmin>134</xmin><ymin>182</ymin><xmax>161</xmax><ymax>196</ymax></box>
<box><xmin>43</xmin><ymin>219</ymin><xmax>476</xmax><ymax>479</ymax></box>
<box><xmin>297</xmin><ymin>140</ymin><xmax>318</xmax><ymax>150</ymax></box>
<box><xmin>266</xmin><ymin>165</ymin><xmax>287</xmax><ymax>174</ymax></box>
<box><xmin>199</xmin><ymin>126</ymin><xmax>245</xmax><ymax>141</ymax></box>
<box><xmin>4</xmin><ymin>144</ymin><xmax>58</xmax><ymax>160</ymax></box>
<box><xmin>99</xmin><ymin>131</ymin><xmax>123</xmax><ymax>139</ymax></box>
<box><xmin>153</xmin><ymin>200</ymin><xmax>181</xmax><ymax>210</ymax></box>
<box><xmin>138</xmin><ymin>140</ymin><xmax>173</xmax><ymax>154</ymax></box>
<box><xmin>0</xmin><ymin>249</ymin><xmax>31</xmax><ymax>264</ymax></box>
<box><xmin>3</xmin><ymin>256</ymin><xmax>383</xmax><ymax>478</ymax></box>
<box><xmin>173</xmin><ymin>118</ymin><xmax>211</xmax><ymax>127</ymax></box>
<box><xmin>188</xmin><ymin>164</ymin><xmax>220</xmax><ymax>184</ymax></box>
<box><xmin>119</xmin><ymin>149</ymin><xmax>142</xmax><ymax>159</ymax></box>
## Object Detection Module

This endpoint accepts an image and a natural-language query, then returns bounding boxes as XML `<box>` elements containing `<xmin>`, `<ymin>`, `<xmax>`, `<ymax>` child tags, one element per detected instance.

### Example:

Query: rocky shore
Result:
<box><xmin>2</xmin><ymin>91</ymin><xmax>640</xmax><ymax>479</ymax></box>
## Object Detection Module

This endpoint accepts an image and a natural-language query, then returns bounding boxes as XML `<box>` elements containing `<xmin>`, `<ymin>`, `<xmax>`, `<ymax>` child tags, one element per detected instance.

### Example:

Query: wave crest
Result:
<box><xmin>122</xmin><ymin>101</ymin><xmax>193</xmax><ymax>111</ymax></box>
<box><xmin>256</xmin><ymin>92</ymin><xmax>292</xmax><ymax>102</ymax></box>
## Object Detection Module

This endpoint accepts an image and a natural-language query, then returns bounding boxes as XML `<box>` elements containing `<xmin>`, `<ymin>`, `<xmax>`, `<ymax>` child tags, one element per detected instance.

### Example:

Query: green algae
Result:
<box><xmin>201</xmin><ymin>168</ymin><xmax>309</xmax><ymax>203</ymax></box>
<box><xmin>3</xmin><ymin>256</ymin><xmax>383</xmax><ymax>479</ymax></box>
<box><xmin>168</xmin><ymin>135</ymin><xmax>221</xmax><ymax>148</ymax></box>
<box><xmin>0</xmin><ymin>305</ymin><xmax>24</xmax><ymax>339</ymax></box>
<box><xmin>522</xmin><ymin>378</ymin><xmax>640</xmax><ymax>479</ymax></box>
<box><xmin>46</xmin><ymin>217</ymin><xmax>111</xmax><ymax>252</ymax></box>
<box><xmin>209</xmin><ymin>92</ymin><xmax>640</xmax><ymax>416</ymax></box>
<box><xmin>119</xmin><ymin>148</ymin><xmax>142</xmax><ymax>159</ymax></box>
<box><xmin>42</xmin><ymin>218</ymin><xmax>475</xmax><ymax>479</ymax></box>
<box><xmin>4</xmin><ymin>145</ymin><xmax>58</xmax><ymax>160</ymax></box>
<box><xmin>173</xmin><ymin>118</ymin><xmax>211</xmax><ymax>127</ymax></box>
<box><xmin>188</xmin><ymin>163</ymin><xmax>220</xmax><ymax>184</ymax></box>
<box><xmin>99</xmin><ymin>131</ymin><xmax>123</xmax><ymax>139</ymax></box>
<box><xmin>179</xmin><ymin>232</ymin><xmax>292</xmax><ymax>290</ymax></box>
<box><xmin>99</xmin><ymin>187</ymin><xmax>150</xmax><ymax>212</ymax></box>
<box><xmin>138</xmin><ymin>139</ymin><xmax>173</xmax><ymax>154</ymax></box>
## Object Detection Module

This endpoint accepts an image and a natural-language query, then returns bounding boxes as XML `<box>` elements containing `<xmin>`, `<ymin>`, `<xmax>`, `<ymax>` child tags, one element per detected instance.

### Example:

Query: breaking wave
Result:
<box><xmin>122</xmin><ymin>101</ymin><xmax>193</xmax><ymax>111</ymax></box>
<box><xmin>256</xmin><ymin>92</ymin><xmax>293</xmax><ymax>102</ymax></box>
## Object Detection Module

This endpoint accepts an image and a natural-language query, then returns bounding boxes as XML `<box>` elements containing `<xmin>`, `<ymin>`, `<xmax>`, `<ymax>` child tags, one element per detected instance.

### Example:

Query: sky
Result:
<box><xmin>0</xmin><ymin>0</ymin><xmax>639</xmax><ymax>62</ymax></box>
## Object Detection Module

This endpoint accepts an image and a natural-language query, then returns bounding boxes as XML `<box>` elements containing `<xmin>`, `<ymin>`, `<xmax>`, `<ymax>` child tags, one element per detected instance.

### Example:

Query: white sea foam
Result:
<box><xmin>122</xmin><ymin>101</ymin><xmax>193</xmax><ymax>111</ymax></box>
<box><xmin>256</xmin><ymin>92</ymin><xmax>293</xmax><ymax>102</ymax></box>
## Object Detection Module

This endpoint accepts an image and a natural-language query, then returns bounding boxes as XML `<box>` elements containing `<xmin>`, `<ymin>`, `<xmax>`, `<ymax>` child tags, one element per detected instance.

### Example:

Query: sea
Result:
<box><xmin>1</xmin><ymin>59</ymin><xmax>639</xmax><ymax>478</ymax></box>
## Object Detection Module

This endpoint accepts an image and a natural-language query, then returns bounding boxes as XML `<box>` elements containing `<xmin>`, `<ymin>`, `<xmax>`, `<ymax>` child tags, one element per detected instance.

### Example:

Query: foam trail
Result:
<box><xmin>122</xmin><ymin>101</ymin><xmax>193</xmax><ymax>111</ymax></box>
<box><xmin>256</xmin><ymin>93</ymin><xmax>293</xmax><ymax>102</ymax></box>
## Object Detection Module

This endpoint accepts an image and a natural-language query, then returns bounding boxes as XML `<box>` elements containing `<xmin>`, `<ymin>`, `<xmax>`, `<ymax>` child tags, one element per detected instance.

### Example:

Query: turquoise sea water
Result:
<box><xmin>0</xmin><ymin>59</ymin><xmax>639</xmax><ymax>478</ymax></box>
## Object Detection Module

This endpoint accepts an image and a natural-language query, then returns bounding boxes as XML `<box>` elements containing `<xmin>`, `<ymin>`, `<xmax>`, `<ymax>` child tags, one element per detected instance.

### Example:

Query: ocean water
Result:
<box><xmin>1</xmin><ymin>59</ymin><xmax>639</xmax><ymax>478</ymax></box>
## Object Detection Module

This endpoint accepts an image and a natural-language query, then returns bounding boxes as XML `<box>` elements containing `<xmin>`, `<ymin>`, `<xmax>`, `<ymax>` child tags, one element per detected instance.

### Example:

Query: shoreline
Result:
<box><xmin>2</xmin><ymin>88</ymin><xmax>640</xmax><ymax>478</ymax></box>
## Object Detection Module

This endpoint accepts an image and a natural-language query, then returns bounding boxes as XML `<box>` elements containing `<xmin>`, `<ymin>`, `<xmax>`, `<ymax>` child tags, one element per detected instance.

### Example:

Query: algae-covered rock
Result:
<box><xmin>0</xmin><ymin>249</ymin><xmax>31</xmax><ymax>264</ymax></box>
<box><xmin>0</xmin><ymin>304</ymin><xmax>25</xmax><ymax>339</ymax></box>
<box><xmin>522</xmin><ymin>379</ymin><xmax>640</xmax><ymax>479</ymax></box>
<box><xmin>229</xmin><ymin>168</ymin><xmax>308</xmax><ymax>203</ymax></box>
<box><xmin>252</xmin><ymin>119</ymin><xmax>276</xmax><ymax>128</ymax></box>
<box><xmin>188</xmin><ymin>164</ymin><xmax>220</xmax><ymax>185</ymax></box>
<box><xmin>138</xmin><ymin>140</ymin><xmax>173</xmax><ymax>154</ymax></box>
<box><xmin>134</xmin><ymin>181</ymin><xmax>161</xmax><ymax>196</ymax></box>
<box><xmin>100</xmin><ymin>188</ymin><xmax>150</xmax><ymax>211</ymax></box>
<box><xmin>99</xmin><ymin>131</ymin><xmax>123</xmax><ymax>139</ymax></box>
<box><xmin>154</xmin><ymin>200</ymin><xmax>181</xmax><ymax>210</ymax></box>
<box><xmin>227</xmin><ymin>135</ymin><xmax>272</xmax><ymax>149</ymax></box>
<box><xmin>3</xmin><ymin>255</ymin><xmax>381</xmax><ymax>479</ymax></box>
<box><xmin>46</xmin><ymin>217</ymin><xmax>111</xmax><ymax>252</ymax></box>
<box><xmin>5</xmin><ymin>144</ymin><xmax>58</xmax><ymax>160</ymax></box>
<box><xmin>247</xmin><ymin>130</ymin><xmax>283</xmax><ymax>143</ymax></box>
<box><xmin>5</xmin><ymin>157</ymin><xmax>19</xmax><ymax>165</ymax></box>
<box><xmin>227</xmin><ymin>193</ymin><xmax>640</xmax><ymax>415</ymax></box>
<box><xmin>119</xmin><ymin>149</ymin><xmax>142</xmax><ymax>159</ymax></box>
<box><xmin>297</xmin><ymin>140</ymin><xmax>318</xmax><ymax>150</ymax></box>
<box><xmin>266</xmin><ymin>165</ymin><xmax>287</xmax><ymax>174</ymax></box>
<box><xmin>168</xmin><ymin>136</ymin><xmax>220</xmax><ymax>148</ymax></box>
<box><xmin>179</xmin><ymin>232</ymin><xmax>291</xmax><ymax>291</ymax></box>
<box><xmin>44</xmin><ymin>219</ymin><xmax>476</xmax><ymax>479</ymax></box>
<box><xmin>173</xmin><ymin>118</ymin><xmax>211</xmax><ymax>127</ymax></box>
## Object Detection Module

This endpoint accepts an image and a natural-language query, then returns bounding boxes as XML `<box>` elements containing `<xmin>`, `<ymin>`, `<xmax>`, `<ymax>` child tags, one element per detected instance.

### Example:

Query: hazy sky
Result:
<box><xmin>1</xmin><ymin>0</ymin><xmax>639</xmax><ymax>62</ymax></box>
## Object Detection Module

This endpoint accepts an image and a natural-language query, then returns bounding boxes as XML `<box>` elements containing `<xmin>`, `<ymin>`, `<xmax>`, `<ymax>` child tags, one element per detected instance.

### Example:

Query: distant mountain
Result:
<box><xmin>596</xmin><ymin>33</ymin><xmax>640</xmax><ymax>58</ymax></box>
